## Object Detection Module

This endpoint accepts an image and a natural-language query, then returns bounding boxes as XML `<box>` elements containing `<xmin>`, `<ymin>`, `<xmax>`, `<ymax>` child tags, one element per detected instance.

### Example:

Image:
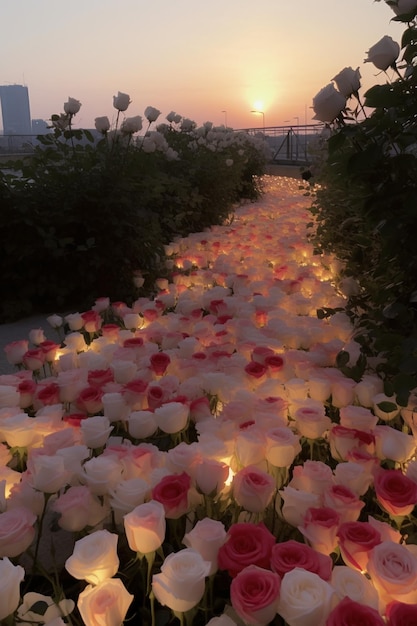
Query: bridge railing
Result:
<box><xmin>238</xmin><ymin>124</ymin><xmax>325</xmax><ymax>165</ymax></box>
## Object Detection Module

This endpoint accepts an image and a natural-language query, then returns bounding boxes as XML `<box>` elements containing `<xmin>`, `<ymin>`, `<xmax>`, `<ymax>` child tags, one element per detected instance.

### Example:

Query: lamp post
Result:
<box><xmin>221</xmin><ymin>110</ymin><xmax>228</xmax><ymax>127</ymax></box>
<box><xmin>250</xmin><ymin>110</ymin><xmax>265</xmax><ymax>132</ymax></box>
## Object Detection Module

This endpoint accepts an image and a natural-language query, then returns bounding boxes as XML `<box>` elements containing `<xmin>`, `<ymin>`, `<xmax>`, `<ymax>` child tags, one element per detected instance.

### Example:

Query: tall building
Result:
<box><xmin>0</xmin><ymin>84</ymin><xmax>32</xmax><ymax>135</ymax></box>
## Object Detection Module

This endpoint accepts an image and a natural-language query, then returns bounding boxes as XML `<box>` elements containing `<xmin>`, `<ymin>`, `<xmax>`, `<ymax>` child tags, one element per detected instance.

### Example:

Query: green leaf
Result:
<box><xmin>336</xmin><ymin>350</ymin><xmax>350</xmax><ymax>368</ymax></box>
<box><xmin>402</xmin><ymin>27</ymin><xmax>417</xmax><ymax>47</ymax></box>
<box><xmin>364</xmin><ymin>84</ymin><xmax>405</xmax><ymax>108</ymax></box>
<box><xmin>377</xmin><ymin>401</ymin><xmax>398</xmax><ymax>413</ymax></box>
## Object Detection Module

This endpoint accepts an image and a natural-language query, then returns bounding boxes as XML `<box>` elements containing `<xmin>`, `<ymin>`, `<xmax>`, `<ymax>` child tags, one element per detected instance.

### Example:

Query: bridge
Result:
<box><xmin>0</xmin><ymin>123</ymin><xmax>325</xmax><ymax>166</ymax></box>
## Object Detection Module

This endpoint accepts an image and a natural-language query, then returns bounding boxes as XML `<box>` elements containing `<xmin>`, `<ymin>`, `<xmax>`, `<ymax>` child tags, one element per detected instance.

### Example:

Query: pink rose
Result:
<box><xmin>329</xmin><ymin>424</ymin><xmax>375</xmax><ymax>461</ymax></box>
<box><xmin>151</xmin><ymin>472</ymin><xmax>191</xmax><ymax>519</ymax></box>
<box><xmin>76</xmin><ymin>386</ymin><xmax>104</xmax><ymax>414</ymax></box>
<box><xmin>325</xmin><ymin>596</ymin><xmax>385</xmax><ymax>626</ymax></box>
<box><xmin>265</xmin><ymin>427</ymin><xmax>301</xmax><ymax>468</ymax></box>
<box><xmin>52</xmin><ymin>485</ymin><xmax>108</xmax><ymax>532</ymax></box>
<box><xmin>293</xmin><ymin>403</ymin><xmax>331</xmax><ymax>440</ymax></box>
<box><xmin>39</xmin><ymin>339</ymin><xmax>60</xmax><ymax>362</ymax></box>
<box><xmin>0</xmin><ymin>507</ymin><xmax>37</xmax><ymax>558</ymax></box>
<box><xmin>22</xmin><ymin>348</ymin><xmax>45</xmax><ymax>371</ymax></box>
<box><xmin>386</xmin><ymin>601</ymin><xmax>417</xmax><ymax>626</ymax></box>
<box><xmin>298</xmin><ymin>507</ymin><xmax>340</xmax><ymax>555</ymax></box>
<box><xmin>374</xmin><ymin>469</ymin><xmax>417</xmax><ymax>517</ymax></box>
<box><xmin>77</xmin><ymin>578</ymin><xmax>133</xmax><ymax>626</ymax></box>
<box><xmin>231</xmin><ymin>565</ymin><xmax>281</xmax><ymax>626</ymax></box>
<box><xmin>337</xmin><ymin>521</ymin><xmax>382</xmax><ymax>571</ymax></box>
<box><xmin>290</xmin><ymin>460</ymin><xmax>334</xmax><ymax>495</ymax></box>
<box><xmin>183</xmin><ymin>517</ymin><xmax>227</xmax><ymax>575</ymax></box>
<box><xmin>232</xmin><ymin>465</ymin><xmax>276</xmax><ymax>513</ymax></box>
<box><xmin>367</xmin><ymin>541</ymin><xmax>417</xmax><ymax>606</ymax></box>
<box><xmin>81</xmin><ymin>310</ymin><xmax>102</xmax><ymax>333</ymax></box>
<box><xmin>218</xmin><ymin>522</ymin><xmax>276</xmax><ymax>578</ymax></box>
<box><xmin>322</xmin><ymin>484</ymin><xmax>365</xmax><ymax>524</ymax></box>
<box><xmin>124</xmin><ymin>500</ymin><xmax>166</xmax><ymax>555</ymax></box>
<box><xmin>270</xmin><ymin>540</ymin><xmax>333</xmax><ymax>581</ymax></box>
<box><xmin>4</xmin><ymin>340</ymin><xmax>29</xmax><ymax>365</ymax></box>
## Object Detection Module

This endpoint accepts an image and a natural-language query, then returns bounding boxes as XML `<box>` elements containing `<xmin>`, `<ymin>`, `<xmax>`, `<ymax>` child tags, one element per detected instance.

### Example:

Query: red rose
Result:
<box><xmin>151</xmin><ymin>472</ymin><xmax>191</xmax><ymax>519</ymax></box>
<box><xmin>337</xmin><ymin>521</ymin><xmax>382</xmax><ymax>571</ymax></box>
<box><xmin>149</xmin><ymin>352</ymin><xmax>171</xmax><ymax>376</ymax></box>
<box><xmin>244</xmin><ymin>361</ymin><xmax>267</xmax><ymax>379</ymax></box>
<box><xmin>374</xmin><ymin>469</ymin><xmax>417</xmax><ymax>517</ymax></box>
<box><xmin>326</xmin><ymin>596</ymin><xmax>384</xmax><ymax>626</ymax></box>
<box><xmin>147</xmin><ymin>385</ymin><xmax>166</xmax><ymax>410</ymax></box>
<box><xmin>218</xmin><ymin>522</ymin><xmax>276</xmax><ymax>578</ymax></box>
<box><xmin>270</xmin><ymin>540</ymin><xmax>333</xmax><ymax>581</ymax></box>
<box><xmin>264</xmin><ymin>355</ymin><xmax>284</xmax><ymax>372</ymax></box>
<box><xmin>35</xmin><ymin>382</ymin><xmax>60</xmax><ymax>406</ymax></box>
<box><xmin>123</xmin><ymin>336</ymin><xmax>144</xmax><ymax>349</ymax></box>
<box><xmin>386</xmin><ymin>600</ymin><xmax>417</xmax><ymax>626</ymax></box>
<box><xmin>87</xmin><ymin>368</ymin><xmax>115</xmax><ymax>389</ymax></box>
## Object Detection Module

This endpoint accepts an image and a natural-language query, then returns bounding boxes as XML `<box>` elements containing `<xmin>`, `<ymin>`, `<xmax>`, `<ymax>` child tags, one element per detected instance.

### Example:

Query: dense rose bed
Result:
<box><xmin>1</xmin><ymin>176</ymin><xmax>417</xmax><ymax>626</ymax></box>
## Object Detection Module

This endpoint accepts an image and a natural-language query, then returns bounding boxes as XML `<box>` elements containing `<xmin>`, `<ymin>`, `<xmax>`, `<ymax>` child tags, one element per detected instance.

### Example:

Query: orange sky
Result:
<box><xmin>0</xmin><ymin>0</ymin><xmax>405</xmax><ymax>131</ymax></box>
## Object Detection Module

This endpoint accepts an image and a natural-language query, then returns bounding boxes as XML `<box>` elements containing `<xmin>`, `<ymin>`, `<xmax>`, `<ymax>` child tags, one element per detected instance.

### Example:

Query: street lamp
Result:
<box><xmin>221</xmin><ymin>110</ymin><xmax>228</xmax><ymax>127</ymax></box>
<box><xmin>250</xmin><ymin>110</ymin><xmax>265</xmax><ymax>131</ymax></box>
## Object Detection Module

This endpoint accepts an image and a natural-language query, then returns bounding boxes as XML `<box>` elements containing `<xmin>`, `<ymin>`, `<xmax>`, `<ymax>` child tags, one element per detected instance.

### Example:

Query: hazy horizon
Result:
<box><xmin>0</xmin><ymin>0</ymin><xmax>404</xmax><ymax>132</ymax></box>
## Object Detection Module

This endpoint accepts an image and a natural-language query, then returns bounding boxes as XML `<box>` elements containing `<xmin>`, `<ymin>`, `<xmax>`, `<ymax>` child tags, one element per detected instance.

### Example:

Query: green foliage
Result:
<box><xmin>309</xmin><ymin>5</ymin><xmax>417</xmax><ymax>404</ymax></box>
<box><xmin>0</xmin><ymin>117</ymin><xmax>268</xmax><ymax>322</ymax></box>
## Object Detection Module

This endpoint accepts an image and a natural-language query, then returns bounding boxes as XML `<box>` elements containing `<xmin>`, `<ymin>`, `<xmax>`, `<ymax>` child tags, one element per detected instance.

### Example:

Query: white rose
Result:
<box><xmin>152</xmin><ymin>548</ymin><xmax>211</xmax><ymax>613</ymax></box>
<box><xmin>374</xmin><ymin>424</ymin><xmax>416</xmax><ymax>463</ymax></box>
<box><xmin>78</xmin><ymin>578</ymin><xmax>133</xmax><ymax>626</ymax></box>
<box><xmin>331</xmin><ymin>566</ymin><xmax>379</xmax><ymax>610</ymax></box>
<box><xmin>94</xmin><ymin>116</ymin><xmax>110</xmax><ymax>133</ymax></box>
<box><xmin>128</xmin><ymin>410</ymin><xmax>158</xmax><ymax>439</ymax></box>
<box><xmin>364</xmin><ymin>35</ymin><xmax>400</xmax><ymax>71</ymax></box>
<box><xmin>109</xmin><ymin>477</ymin><xmax>149</xmax><ymax>524</ymax></box>
<box><xmin>154</xmin><ymin>401</ymin><xmax>189</xmax><ymax>434</ymax></box>
<box><xmin>121</xmin><ymin>115</ymin><xmax>143</xmax><ymax>134</ymax></box>
<box><xmin>113</xmin><ymin>91</ymin><xmax>131</xmax><ymax>112</ymax></box>
<box><xmin>81</xmin><ymin>456</ymin><xmax>123</xmax><ymax>495</ymax></box>
<box><xmin>279</xmin><ymin>486</ymin><xmax>321</xmax><ymax>527</ymax></box>
<box><xmin>65</xmin><ymin>529</ymin><xmax>119</xmax><ymax>585</ymax></box>
<box><xmin>63</xmin><ymin>97</ymin><xmax>81</xmax><ymax>115</ymax></box>
<box><xmin>102</xmin><ymin>392</ymin><xmax>130</xmax><ymax>423</ymax></box>
<box><xmin>278</xmin><ymin>568</ymin><xmax>335</xmax><ymax>626</ymax></box>
<box><xmin>0</xmin><ymin>557</ymin><xmax>25</xmax><ymax>620</ymax></box>
<box><xmin>166</xmin><ymin>111</ymin><xmax>182</xmax><ymax>124</ymax></box>
<box><xmin>387</xmin><ymin>0</ymin><xmax>417</xmax><ymax>15</ymax></box>
<box><xmin>332</xmin><ymin>67</ymin><xmax>361</xmax><ymax>98</ymax></box>
<box><xmin>80</xmin><ymin>415</ymin><xmax>114</xmax><ymax>449</ymax></box>
<box><xmin>28</xmin><ymin>454</ymin><xmax>71</xmax><ymax>493</ymax></box>
<box><xmin>145</xmin><ymin>105</ymin><xmax>161</xmax><ymax>123</ymax></box>
<box><xmin>312</xmin><ymin>83</ymin><xmax>346</xmax><ymax>123</ymax></box>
